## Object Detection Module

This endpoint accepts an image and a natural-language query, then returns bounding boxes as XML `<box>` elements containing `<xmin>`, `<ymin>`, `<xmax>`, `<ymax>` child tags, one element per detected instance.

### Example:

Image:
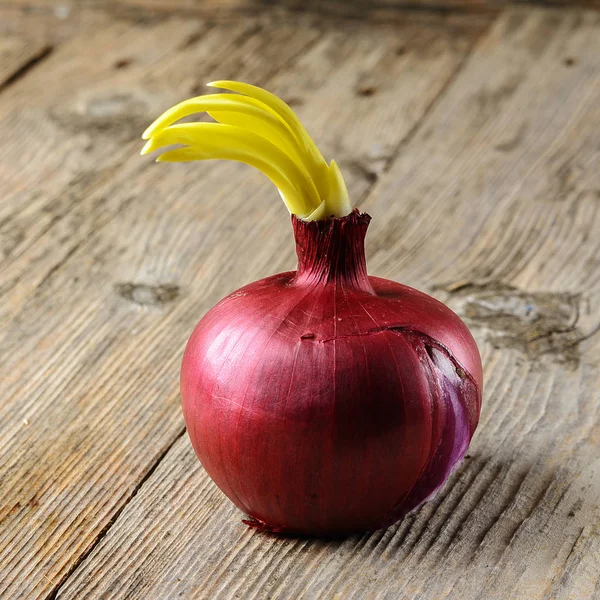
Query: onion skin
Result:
<box><xmin>181</xmin><ymin>210</ymin><xmax>482</xmax><ymax>536</ymax></box>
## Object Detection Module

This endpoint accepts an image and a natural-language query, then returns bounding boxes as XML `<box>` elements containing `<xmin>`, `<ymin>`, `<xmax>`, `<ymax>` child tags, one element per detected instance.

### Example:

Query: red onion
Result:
<box><xmin>143</xmin><ymin>81</ymin><xmax>483</xmax><ymax>535</ymax></box>
<box><xmin>181</xmin><ymin>211</ymin><xmax>482</xmax><ymax>536</ymax></box>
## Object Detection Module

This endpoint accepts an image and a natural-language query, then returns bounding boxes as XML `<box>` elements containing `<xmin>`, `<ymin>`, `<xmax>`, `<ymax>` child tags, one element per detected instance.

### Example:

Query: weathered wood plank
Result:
<box><xmin>0</xmin><ymin>11</ymin><xmax>481</xmax><ymax>600</ymax></box>
<box><xmin>0</xmin><ymin>16</ymin><xmax>322</xmax><ymax>600</ymax></box>
<box><xmin>0</xmin><ymin>14</ymin><xmax>204</xmax><ymax>273</ymax></box>
<box><xmin>54</xmin><ymin>7</ymin><xmax>600</xmax><ymax>600</ymax></box>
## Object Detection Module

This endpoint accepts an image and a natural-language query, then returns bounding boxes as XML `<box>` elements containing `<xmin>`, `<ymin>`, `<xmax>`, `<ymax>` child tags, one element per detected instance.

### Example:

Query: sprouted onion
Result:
<box><xmin>142</xmin><ymin>81</ymin><xmax>483</xmax><ymax>536</ymax></box>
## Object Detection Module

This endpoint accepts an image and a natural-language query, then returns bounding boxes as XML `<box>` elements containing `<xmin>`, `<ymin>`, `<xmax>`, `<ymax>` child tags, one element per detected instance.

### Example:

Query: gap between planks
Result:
<box><xmin>0</xmin><ymin>45</ymin><xmax>53</xmax><ymax>93</ymax></box>
<box><xmin>45</xmin><ymin>427</ymin><xmax>188</xmax><ymax>600</ymax></box>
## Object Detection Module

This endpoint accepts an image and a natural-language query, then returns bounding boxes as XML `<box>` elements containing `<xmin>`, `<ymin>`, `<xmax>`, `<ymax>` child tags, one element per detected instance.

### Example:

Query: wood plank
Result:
<box><xmin>0</xmin><ymin>15</ymin><xmax>207</xmax><ymax>303</ymax></box>
<box><xmin>0</xmin><ymin>16</ymin><xmax>322</xmax><ymax>600</ymax></box>
<box><xmin>54</xmin><ymin>6</ymin><xmax>600</xmax><ymax>600</ymax></box>
<box><xmin>0</xmin><ymin>10</ymin><xmax>482</xmax><ymax>600</ymax></box>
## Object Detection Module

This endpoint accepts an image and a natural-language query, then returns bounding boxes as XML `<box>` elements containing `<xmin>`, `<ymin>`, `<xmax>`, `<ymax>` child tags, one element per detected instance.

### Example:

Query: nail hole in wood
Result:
<box><xmin>114</xmin><ymin>58</ymin><xmax>133</xmax><ymax>69</ymax></box>
<box><xmin>356</xmin><ymin>85</ymin><xmax>377</xmax><ymax>97</ymax></box>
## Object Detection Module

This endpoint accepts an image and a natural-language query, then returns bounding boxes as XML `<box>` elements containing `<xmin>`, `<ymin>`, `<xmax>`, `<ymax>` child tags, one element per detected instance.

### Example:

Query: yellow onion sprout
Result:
<box><xmin>141</xmin><ymin>81</ymin><xmax>352</xmax><ymax>220</ymax></box>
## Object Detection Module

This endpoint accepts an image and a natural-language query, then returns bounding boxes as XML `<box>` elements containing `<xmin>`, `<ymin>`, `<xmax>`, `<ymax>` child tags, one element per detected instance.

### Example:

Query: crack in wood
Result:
<box><xmin>560</xmin><ymin>527</ymin><xmax>585</xmax><ymax>573</ymax></box>
<box><xmin>0</xmin><ymin>45</ymin><xmax>53</xmax><ymax>94</ymax></box>
<box><xmin>45</xmin><ymin>427</ymin><xmax>188</xmax><ymax>600</ymax></box>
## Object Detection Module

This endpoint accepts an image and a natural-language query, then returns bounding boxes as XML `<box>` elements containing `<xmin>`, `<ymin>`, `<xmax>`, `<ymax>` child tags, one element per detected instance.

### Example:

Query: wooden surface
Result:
<box><xmin>4</xmin><ymin>0</ymin><xmax>600</xmax><ymax>13</ymax></box>
<box><xmin>0</xmin><ymin>3</ymin><xmax>599</xmax><ymax>600</ymax></box>
<box><xmin>2</xmin><ymin>0</ymin><xmax>600</xmax><ymax>27</ymax></box>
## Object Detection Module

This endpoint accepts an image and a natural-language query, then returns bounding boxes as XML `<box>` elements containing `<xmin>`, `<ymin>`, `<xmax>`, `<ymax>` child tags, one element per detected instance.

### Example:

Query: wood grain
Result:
<box><xmin>51</xmin><ymin>6</ymin><xmax>600</xmax><ymax>600</ymax></box>
<box><xmin>0</xmin><ymin>9</ymin><xmax>482</xmax><ymax>600</ymax></box>
<box><xmin>3</xmin><ymin>0</ymin><xmax>600</xmax><ymax>16</ymax></box>
<box><xmin>0</xmin><ymin>0</ymin><xmax>600</xmax><ymax>28</ymax></box>
<box><xmin>236</xmin><ymin>0</ymin><xmax>600</xmax><ymax>19</ymax></box>
<box><xmin>0</xmin><ymin>15</ymin><xmax>209</xmax><ymax>307</ymax></box>
<box><xmin>0</xmin><ymin>15</ymin><xmax>320</xmax><ymax>600</ymax></box>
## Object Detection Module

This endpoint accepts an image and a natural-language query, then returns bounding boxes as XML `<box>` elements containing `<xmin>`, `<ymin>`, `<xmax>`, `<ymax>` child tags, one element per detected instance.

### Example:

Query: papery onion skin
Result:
<box><xmin>181</xmin><ymin>210</ymin><xmax>482</xmax><ymax>536</ymax></box>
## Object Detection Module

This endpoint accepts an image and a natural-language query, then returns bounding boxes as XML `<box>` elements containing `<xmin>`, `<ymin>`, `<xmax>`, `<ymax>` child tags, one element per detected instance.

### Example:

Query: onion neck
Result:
<box><xmin>291</xmin><ymin>209</ymin><xmax>375</xmax><ymax>294</ymax></box>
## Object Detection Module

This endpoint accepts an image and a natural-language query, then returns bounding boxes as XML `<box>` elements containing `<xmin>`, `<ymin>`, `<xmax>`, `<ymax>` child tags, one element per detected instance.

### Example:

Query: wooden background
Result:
<box><xmin>1</xmin><ymin>1</ymin><xmax>599</xmax><ymax>598</ymax></box>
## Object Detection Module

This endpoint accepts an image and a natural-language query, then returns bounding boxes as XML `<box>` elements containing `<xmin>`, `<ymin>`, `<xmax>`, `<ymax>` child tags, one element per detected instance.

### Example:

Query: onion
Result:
<box><xmin>143</xmin><ymin>82</ymin><xmax>483</xmax><ymax>536</ymax></box>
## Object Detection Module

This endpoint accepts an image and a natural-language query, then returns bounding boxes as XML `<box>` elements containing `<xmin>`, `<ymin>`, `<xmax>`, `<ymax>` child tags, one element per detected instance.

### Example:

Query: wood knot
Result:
<box><xmin>115</xmin><ymin>282</ymin><xmax>180</xmax><ymax>307</ymax></box>
<box><xmin>439</xmin><ymin>281</ymin><xmax>595</xmax><ymax>369</ymax></box>
<box><xmin>85</xmin><ymin>91</ymin><xmax>148</xmax><ymax>119</ymax></box>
